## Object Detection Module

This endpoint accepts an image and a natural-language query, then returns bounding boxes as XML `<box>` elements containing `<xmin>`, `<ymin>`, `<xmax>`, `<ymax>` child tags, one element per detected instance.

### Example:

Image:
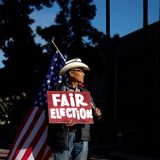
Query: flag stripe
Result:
<box><xmin>7</xmin><ymin>107</ymin><xmax>40</xmax><ymax>160</ymax></box>
<box><xmin>28</xmin><ymin>125</ymin><xmax>48</xmax><ymax>160</ymax></box>
<box><xmin>6</xmin><ymin>107</ymin><xmax>33</xmax><ymax>159</ymax></box>
<box><xmin>21</xmin><ymin>111</ymin><xmax>47</xmax><ymax>159</ymax></box>
<box><xmin>12</xmin><ymin>108</ymin><xmax>42</xmax><ymax>159</ymax></box>
<box><xmin>15</xmin><ymin>109</ymin><xmax>45</xmax><ymax>159</ymax></box>
<box><xmin>39</xmin><ymin>145</ymin><xmax>51</xmax><ymax>160</ymax></box>
<box><xmin>7</xmin><ymin>52</ymin><xmax>66</xmax><ymax>160</ymax></box>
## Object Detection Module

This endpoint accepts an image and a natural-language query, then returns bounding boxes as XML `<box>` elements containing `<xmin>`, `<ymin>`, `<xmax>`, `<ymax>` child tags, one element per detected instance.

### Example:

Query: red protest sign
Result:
<box><xmin>47</xmin><ymin>91</ymin><xmax>94</xmax><ymax>124</ymax></box>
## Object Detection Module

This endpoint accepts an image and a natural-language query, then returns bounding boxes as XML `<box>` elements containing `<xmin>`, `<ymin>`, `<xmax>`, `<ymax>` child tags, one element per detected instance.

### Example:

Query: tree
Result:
<box><xmin>0</xmin><ymin>0</ymin><xmax>56</xmax><ymax>94</ymax></box>
<box><xmin>37</xmin><ymin>0</ymin><xmax>106</xmax><ymax>60</ymax></box>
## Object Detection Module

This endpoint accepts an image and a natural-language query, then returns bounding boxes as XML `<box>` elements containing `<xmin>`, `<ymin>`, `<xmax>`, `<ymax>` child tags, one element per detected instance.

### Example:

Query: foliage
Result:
<box><xmin>0</xmin><ymin>0</ymin><xmax>56</xmax><ymax>94</ymax></box>
<box><xmin>0</xmin><ymin>0</ymin><xmax>106</xmax><ymax>96</ymax></box>
<box><xmin>37</xmin><ymin>0</ymin><xmax>106</xmax><ymax>58</ymax></box>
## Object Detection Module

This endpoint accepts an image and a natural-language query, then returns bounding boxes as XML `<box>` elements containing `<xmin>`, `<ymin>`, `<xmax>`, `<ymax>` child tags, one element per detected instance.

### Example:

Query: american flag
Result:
<box><xmin>7</xmin><ymin>52</ymin><xmax>66</xmax><ymax>160</ymax></box>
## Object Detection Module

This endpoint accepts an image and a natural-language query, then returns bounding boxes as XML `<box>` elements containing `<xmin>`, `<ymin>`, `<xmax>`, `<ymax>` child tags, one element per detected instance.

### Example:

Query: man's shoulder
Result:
<box><xmin>55</xmin><ymin>83</ymin><xmax>90</xmax><ymax>92</ymax></box>
<box><xmin>56</xmin><ymin>83</ymin><xmax>66</xmax><ymax>91</ymax></box>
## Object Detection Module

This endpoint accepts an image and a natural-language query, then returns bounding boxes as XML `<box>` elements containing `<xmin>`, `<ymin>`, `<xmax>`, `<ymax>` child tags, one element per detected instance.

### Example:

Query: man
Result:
<box><xmin>48</xmin><ymin>58</ymin><xmax>102</xmax><ymax>160</ymax></box>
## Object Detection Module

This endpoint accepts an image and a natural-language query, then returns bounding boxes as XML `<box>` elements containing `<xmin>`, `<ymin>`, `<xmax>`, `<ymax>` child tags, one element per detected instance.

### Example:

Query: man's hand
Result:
<box><xmin>94</xmin><ymin>107</ymin><xmax>102</xmax><ymax>118</ymax></box>
<box><xmin>65</xmin><ymin>120</ymin><xmax>76</xmax><ymax>128</ymax></box>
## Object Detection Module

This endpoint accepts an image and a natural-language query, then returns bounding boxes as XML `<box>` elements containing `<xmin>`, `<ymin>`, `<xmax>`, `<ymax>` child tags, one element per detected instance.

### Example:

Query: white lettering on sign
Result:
<box><xmin>52</xmin><ymin>93</ymin><xmax>88</xmax><ymax>107</ymax></box>
<box><xmin>48</xmin><ymin>91</ymin><xmax>94</xmax><ymax>124</ymax></box>
<box><xmin>75</xmin><ymin>94</ymin><xmax>88</xmax><ymax>107</ymax></box>
<box><xmin>61</xmin><ymin>94</ymin><xmax>70</xmax><ymax>106</ymax></box>
<box><xmin>50</xmin><ymin>108</ymin><xmax>93</xmax><ymax>120</ymax></box>
<box><xmin>51</xmin><ymin>94</ymin><xmax>61</xmax><ymax>106</ymax></box>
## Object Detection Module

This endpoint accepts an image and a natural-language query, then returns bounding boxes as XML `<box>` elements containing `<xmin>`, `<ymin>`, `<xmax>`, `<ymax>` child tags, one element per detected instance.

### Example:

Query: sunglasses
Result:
<box><xmin>71</xmin><ymin>69</ymin><xmax>84</xmax><ymax>73</ymax></box>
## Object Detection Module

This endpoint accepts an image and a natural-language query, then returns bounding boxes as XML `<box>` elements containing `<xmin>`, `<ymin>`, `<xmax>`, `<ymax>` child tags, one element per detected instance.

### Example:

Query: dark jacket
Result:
<box><xmin>48</xmin><ymin>82</ymin><xmax>97</xmax><ymax>151</ymax></box>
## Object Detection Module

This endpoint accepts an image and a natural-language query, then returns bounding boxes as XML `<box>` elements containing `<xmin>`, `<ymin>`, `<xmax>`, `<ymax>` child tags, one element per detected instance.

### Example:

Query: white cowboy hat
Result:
<box><xmin>59</xmin><ymin>58</ymin><xmax>90</xmax><ymax>75</ymax></box>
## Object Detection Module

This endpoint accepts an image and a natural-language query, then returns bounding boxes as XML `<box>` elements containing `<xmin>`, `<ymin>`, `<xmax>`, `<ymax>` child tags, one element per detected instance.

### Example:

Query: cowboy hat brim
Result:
<box><xmin>59</xmin><ymin>61</ymin><xmax>90</xmax><ymax>76</ymax></box>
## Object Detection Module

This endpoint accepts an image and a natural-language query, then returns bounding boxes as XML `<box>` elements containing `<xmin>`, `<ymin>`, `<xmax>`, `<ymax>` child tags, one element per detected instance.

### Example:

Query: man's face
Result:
<box><xmin>69</xmin><ymin>68</ymin><xmax>85</xmax><ymax>83</ymax></box>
